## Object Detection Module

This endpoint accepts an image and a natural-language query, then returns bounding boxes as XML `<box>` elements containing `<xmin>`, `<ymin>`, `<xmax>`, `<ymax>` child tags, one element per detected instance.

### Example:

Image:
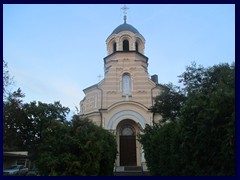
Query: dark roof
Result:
<box><xmin>103</xmin><ymin>51</ymin><xmax>148</xmax><ymax>63</ymax></box>
<box><xmin>111</xmin><ymin>23</ymin><xmax>140</xmax><ymax>35</ymax></box>
<box><xmin>83</xmin><ymin>84</ymin><xmax>98</xmax><ymax>93</ymax></box>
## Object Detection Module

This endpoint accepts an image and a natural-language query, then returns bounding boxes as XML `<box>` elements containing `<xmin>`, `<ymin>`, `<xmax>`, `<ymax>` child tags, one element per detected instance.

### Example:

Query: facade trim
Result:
<box><xmin>107</xmin><ymin>110</ymin><xmax>147</xmax><ymax>130</ymax></box>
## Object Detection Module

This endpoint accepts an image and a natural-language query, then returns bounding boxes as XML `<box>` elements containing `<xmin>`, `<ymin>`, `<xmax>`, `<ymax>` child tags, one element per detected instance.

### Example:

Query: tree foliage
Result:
<box><xmin>4</xmin><ymin>97</ymin><xmax>70</xmax><ymax>154</ymax></box>
<box><xmin>3</xmin><ymin>59</ymin><xmax>14</xmax><ymax>100</ymax></box>
<box><xmin>3</xmin><ymin>88</ymin><xmax>26</xmax><ymax>151</ymax></box>
<box><xmin>3</xmin><ymin>91</ymin><xmax>117</xmax><ymax>175</ymax></box>
<box><xmin>151</xmin><ymin>83</ymin><xmax>186</xmax><ymax>121</ymax></box>
<box><xmin>139</xmin><ymin>62</ymin><xmax>235</xmax><ymax>176</ymax></box>
<box><xmin>37</xmin><ymin>117</ymin><xmax>117</xmax><ymax>176</ymax></box>
<box><xmin>138</xmin><ymin>122</ymin><xmax>181</xmax><ymax>175</ymax></box>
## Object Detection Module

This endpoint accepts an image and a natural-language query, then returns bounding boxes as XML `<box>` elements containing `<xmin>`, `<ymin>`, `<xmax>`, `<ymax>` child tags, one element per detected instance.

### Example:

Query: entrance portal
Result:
<box><xmin>120</xmin><ymin>125</ymin><xmax>136</xmax><ymax>166</ymax></box>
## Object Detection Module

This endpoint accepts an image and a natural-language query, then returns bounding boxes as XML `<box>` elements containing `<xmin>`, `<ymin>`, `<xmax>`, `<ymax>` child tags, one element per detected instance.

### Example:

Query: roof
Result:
<box><xmin>83</xmin><ymin>84</ymin><xmax>98</xmax><ymax>93</ymax></box>
<box><xmin>111</xmin><ymin>23</ymin><xmax>140</xmax><ymax>35</ymax></box>
<box><xmin>103</xmin><ymin>51</ymin><xmax>148</xmax><ymax>63</ymax></box>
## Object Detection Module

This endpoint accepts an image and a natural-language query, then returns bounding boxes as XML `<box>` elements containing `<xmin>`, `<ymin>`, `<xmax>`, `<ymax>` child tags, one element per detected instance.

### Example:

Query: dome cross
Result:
<box><xmin>121</xmin><ymin>5</ymin><xmax>129</xmax><ymax>24</ymax></box>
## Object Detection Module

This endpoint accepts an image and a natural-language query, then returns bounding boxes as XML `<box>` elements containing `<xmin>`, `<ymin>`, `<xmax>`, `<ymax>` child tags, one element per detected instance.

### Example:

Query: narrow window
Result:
<box><xmin>122</xmin><ymin>74</ymin><xmax>131</xmax><ymax>95</ymax></box>
<box><xmin>123</xmin><ymin>40</ymin><xmax>129</xmax><ymax>51</ymax></box>
<box><xmin>113</xmin><ymin>42</ymin><xmax>116</xmax><ymax>52</ymax></box>
<box><xmin>135</xmin><ymin>42</ymin><xmax>138</xmax><ymax>52</ymax></box>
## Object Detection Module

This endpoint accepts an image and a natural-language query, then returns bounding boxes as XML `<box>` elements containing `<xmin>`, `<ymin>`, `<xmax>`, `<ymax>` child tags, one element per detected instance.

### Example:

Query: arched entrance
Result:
<box><xmin>107</xmin><ymin>109</ymin><xmax>147</xmax><ymax>166</ymax></box>
<box><xmin>120</xmin><ymin>124</ymin><xmax>136</xmax><ymax>166</ymax></box>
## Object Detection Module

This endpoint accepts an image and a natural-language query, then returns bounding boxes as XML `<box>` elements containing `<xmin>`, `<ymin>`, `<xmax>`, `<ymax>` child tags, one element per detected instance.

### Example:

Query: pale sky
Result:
<box><xmin>3</xmin><ymin>4</ymin><xmax>235</xmax><ymax>118</ymax></box>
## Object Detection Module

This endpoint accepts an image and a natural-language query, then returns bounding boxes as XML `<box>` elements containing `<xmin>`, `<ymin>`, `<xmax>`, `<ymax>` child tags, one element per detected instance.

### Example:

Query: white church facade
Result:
<box><xmin>80</xmin><ymin>10</ymin><xmax>163</xmax><ymax>168</ymax></box>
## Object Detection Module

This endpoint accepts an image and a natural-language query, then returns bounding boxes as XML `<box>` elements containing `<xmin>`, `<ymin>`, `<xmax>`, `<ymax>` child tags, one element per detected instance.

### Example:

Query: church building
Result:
<box><xmin>80</xmin><ymin>7</ymin><xmax>163</xmax><ymax>169</ymax></box>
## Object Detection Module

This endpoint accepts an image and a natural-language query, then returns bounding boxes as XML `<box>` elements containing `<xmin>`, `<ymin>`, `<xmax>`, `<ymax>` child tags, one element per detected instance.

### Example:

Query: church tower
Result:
<box><xmin>80</xmin><ymin>6</ymin><xmax>163</xmax><ymax>168</ymax></box>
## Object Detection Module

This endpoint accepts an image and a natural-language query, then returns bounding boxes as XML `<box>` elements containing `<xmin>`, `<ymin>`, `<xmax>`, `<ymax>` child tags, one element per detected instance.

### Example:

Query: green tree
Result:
<box><xmin>3</xmin><ymin>60</ymin><xmax>14</xmax><ymax>99</ymax></box>
<box><xmin>151</xmin><ymin>83</ymin><xmax>186</xmax><ymax>122</ymax></box>
<box><xmin>4</xmin><ymin>97</ymin><xmax>70</xmax><ymax>159</ymax></box>
<box><xmin>179</xmin><ymin>63</ymin><xmax>235</xmax><ymax>175</ymax></box>
<box><xmin>3</xmin><ymin>80</ymin><xmax>117</xmax><ymax>176</ymax></box>
<box><xmin>3</xmin><ymin>88</ymin><xmax>26</xmax><ymax>151</ymax></box>
<box><xmin>37</xmin><ymin>117</ymin><xmax>117</xmax><ymax>176</ymax></box>
<box><xmin>139</xmin><ymin>62</ymin><xmax>235</xmax><ymax>176</ymax></box>
<box><xmin>22</xmin><ymin>101</ymin><xmax>70</xmax><ymax>160</ymax></box>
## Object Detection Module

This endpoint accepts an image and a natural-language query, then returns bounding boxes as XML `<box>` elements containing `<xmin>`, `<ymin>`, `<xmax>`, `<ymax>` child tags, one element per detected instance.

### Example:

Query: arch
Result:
<box><xmin>106</xmin><ymin>38</ymin><xmax>117</xmax><ymax>54</ymax></box>
<box><xmin>107</xmin><ymin>110</ymin><xmax>147</xmax><ymax>130</ymax></box>
<box><xmin>135</xmin><ymin>36</ymin><xmax>145</xmax><ymax>54</ymax></box>
<box><xmin>107</xmin><ymin>101</ymin><xmax>150</xmax><ymax>112</ymax></box>
<box><xmin>118</xmin><ymin>34</ymin><xmax>133</xmax><ymax>51</ymax></box>
<box><xmin>123</xmin><ymin>40</ymin><xmax>129</xmax><ymax>51</ymax></box>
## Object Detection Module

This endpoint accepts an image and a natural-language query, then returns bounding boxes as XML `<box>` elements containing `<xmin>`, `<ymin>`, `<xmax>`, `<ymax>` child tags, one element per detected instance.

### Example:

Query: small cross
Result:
<box><xmin>97</xmin><ymin>74</ymin><xmax>102</xmax><ymax>81</ymax></box>
<box><xmin>121</xmin><ymin>5</ymin><xmax>129</xmax><ymax>23</ymax></box>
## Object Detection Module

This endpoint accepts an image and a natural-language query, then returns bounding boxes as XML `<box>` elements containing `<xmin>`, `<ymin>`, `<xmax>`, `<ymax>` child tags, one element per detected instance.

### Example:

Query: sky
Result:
<box><xmin>3</xmin><ymin>4</ymin><xmax>235</xmax><ymax>118</ymax></box>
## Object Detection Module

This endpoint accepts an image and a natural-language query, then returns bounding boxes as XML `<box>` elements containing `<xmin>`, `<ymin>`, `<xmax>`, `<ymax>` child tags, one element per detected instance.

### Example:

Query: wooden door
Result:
<box><xmin>120</xmin><ymin>135</ymin><xmax>136</xmax><ymax>166</ymax></box>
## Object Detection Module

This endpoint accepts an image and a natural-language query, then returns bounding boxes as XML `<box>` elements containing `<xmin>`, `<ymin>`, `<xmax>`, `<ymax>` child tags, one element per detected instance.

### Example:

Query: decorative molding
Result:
<box><xmin>107</xmin><ymin>110</ymin><xmax>147</xmax><ymax>130</ymax></box>
<box><xmin>116</xmin><ymin>67</ymin><xmax>123</xmax><ymax>71</ymax></box>
<box><xmin>107</xmin><ymin>91</ymin><xmax>116</xmax><ymax>94</ymax></box>
<box><xmin>137</xmin><ymin>90</ymin><xmax>147</xmax><ymax>94</ymax></box>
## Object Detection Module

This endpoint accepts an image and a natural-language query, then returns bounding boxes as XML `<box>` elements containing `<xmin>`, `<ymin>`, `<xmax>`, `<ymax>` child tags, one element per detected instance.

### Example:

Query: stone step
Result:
<box><xmin>114</xmin><ymin>166</ymin><xmax>151</xmax><ymax>176</ymax></box>
<box><xmin>114</xmin><ymin>171</ymin><xmax>151</xmax><ymax>176</ymax></box>
<box><xmin>124</xmin><ymin>166</ymin><xmax>142</xmax><ymax>171</ymax></box>
<box><xmin>115</xmin><ymin>166</ymin><xmax>141</xmax><ymax>172</ymax></box>
<box><xmin>114</xmin><ymin>172</ymin><xmax>143</xmax><ymax>176</ymax></box>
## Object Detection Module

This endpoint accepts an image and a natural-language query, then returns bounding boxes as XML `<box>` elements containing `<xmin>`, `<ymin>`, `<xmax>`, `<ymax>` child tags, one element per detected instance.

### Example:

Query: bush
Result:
<box><xmin>37</xmin><ymin>118</ymin><xmax>117</xmax><ymax>176</ymax></box>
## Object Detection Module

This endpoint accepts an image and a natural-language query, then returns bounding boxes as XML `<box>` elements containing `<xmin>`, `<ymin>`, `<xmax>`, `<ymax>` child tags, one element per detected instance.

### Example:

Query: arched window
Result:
<box><xmin>123</xmin><ymin>40</ymin><xmax>129</xmax><ymax>51</ymax></box>
<box><xmin>121</xmin><ymin>125</ymin><xmax>135</xmax><ymax>136</ymax></box>
<box><xmin>113</xmin><ymin>42</ymin><xmax>116</xmax><ymax>52</ymax></box>
<box><xmin>122</xmin><ymin>74</ymin><xmax>131</xmax><ymax>95</ymax></box>
<box><xmin>135</xmin><ymin>42</ymin><xmax>138</xmax><ymax>52</ymax></box>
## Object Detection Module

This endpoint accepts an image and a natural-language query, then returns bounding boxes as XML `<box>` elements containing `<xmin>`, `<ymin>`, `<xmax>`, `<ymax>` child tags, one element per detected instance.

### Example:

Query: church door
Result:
<box><xmin>120</xmin><ymin>125</ymin><xmax>136</xmax><ymax>166</ymax></box>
